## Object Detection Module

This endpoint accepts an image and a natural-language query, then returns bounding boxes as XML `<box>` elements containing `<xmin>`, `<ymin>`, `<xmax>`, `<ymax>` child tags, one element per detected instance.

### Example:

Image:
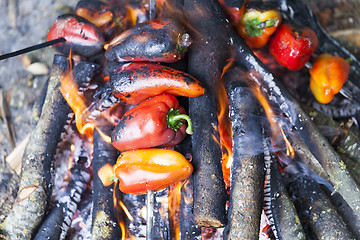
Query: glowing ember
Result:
<box><xmin>168</xmin><ymin>180</ymin><xmax>186</xmax><ymax>240</ymax></box>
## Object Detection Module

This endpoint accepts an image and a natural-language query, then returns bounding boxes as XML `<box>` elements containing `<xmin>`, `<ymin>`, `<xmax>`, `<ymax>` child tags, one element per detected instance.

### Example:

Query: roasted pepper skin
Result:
<box><xmin>75</xmin><ymin>0</ymin><xmax>113</xmax><ymax>28</ymax></box>
<box><xmin>111</xmin><ymin>94</ymin><xmax>192</xmax><ymax>151</ymax></box>
<box><xmin>105</xmin><ymin>19</ymin><xmax>191</xmax><ymax>63</ymax></box>
<box><xmin>218</xmin><ymin>0</ymin><xmax>246</xmax><ymax>25</ymax></box>
<box><xmin>47</xmin><ymin>14</ymin><xmax>104</xmax><ymax>57</ymax></box>
<box><xmin>269</xmin><ymin>23</ymin><xmax>318</xmax><ymax>70</ymax></box>
<box><xmin>309</xmin><ymin>54</ymin><xmax>350</xmax><ymax>104</ymax></box>
<box><xmin>110</xmin><ymin>62</ymin><xmax>205</xmax><ymax>105</ymax></box>
<box><xmin>236</xmin><ymin>6</ymin><xmax>281</xmax><ymax>48</ymax></box>
<box><xmin>114</xmin><ymin>149</ymin><xmax>193</xmax><ymax>195</ymax></box>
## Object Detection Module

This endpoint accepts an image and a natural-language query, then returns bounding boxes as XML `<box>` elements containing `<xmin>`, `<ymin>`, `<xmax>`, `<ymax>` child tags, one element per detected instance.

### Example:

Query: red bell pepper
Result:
<box><xmin>218</xmin><ymin>0</ymin><xmax>246</xmax><ymax>25</ymax></box>
<box><xmin>236</xmin><ymin>7</ymin><xmax>282</xmax><ymax>48</ymax></box>
<box><xmin>47</xmin><ymin>14</ymin><xmax>104</xmax><ymax>57</ymax></box>
<box><xmin>110</xmin><ymin>62</ymin><xmax>205</xmax><ymax>105</ymax></box>
<box><xmin>309</xmin><ymin>54</ymin><xmax>350</xmax><ymax>104</ymax></box>
<box><xmin>105</xmin><ymin>19</ymin><xmax>191</xmax><ymax>63</ymax></box>
<box><xmin>111</xmin><ymin>94</ymin><xmax>192</xmax><ymax>151</ymax></box>
<box><xmin>113</xmin><ymin>149</ymin><xmax>193</xmax><ymax>195</ymax></box>
<box><xmin>269</xmin><ymin>23</ymin><xmax>319</xmax><ymax>70</ymax></box>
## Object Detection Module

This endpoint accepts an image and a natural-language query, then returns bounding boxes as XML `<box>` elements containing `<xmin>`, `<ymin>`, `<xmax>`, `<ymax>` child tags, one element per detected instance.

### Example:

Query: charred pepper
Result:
<box><xmin>269</xmin><ymin>23</ymin><xmax>318</xmax><ymax>70</ymax></box>
<box><xmin>309</xmin><ymin>54</ymin><xmax>350</xmax><ymax>104</ymax></box>
<box><xmin>47</xmin><ymin>14</ymin><xmax>104</xmax><ymax>57</ymax></box>
<box><xmin>110</xmin><ymin>62</ymin><xmax>205</xmax><ymax>105</ymax></box>
<box><xmin>236</xmin><ymin>6</ymin><xmax>281</xmax><ymax>48</ymax></box>
<box><xmin>113</xmin><ymin>149</ymin><xmax>193</xmax><ymax>195</ymax></box>
<box><xmin>105</xmin><ymin>19</ymin><xmax>191</xmax><ymax>63</ymax></box>
<box><xmin>218</xmin><ymin>0</ymin><xmax>246</xmax><ymax>25</ymax></box>
<box><xmin>111</xmin><ymin>94</ymin><xmax>192</xmax><ymax>151</ymax></box>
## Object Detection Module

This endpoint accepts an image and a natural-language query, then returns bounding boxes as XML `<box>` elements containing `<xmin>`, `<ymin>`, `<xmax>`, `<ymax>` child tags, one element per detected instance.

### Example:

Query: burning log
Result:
<box><xmin>0</xmin><ymin>54</ymin><xmax>101</xmax><ymax>239</ymax></box>
<box><xmin>183</xmin><ymin>0</ymin><xmax>229</xmax><ymax>228</ymax></box>
<box><xmin>0</xmin><ymin>55</ymin><xmax>73</xmax><ymax>239</ymax></box>
<box><xmin>284</xmin><ymin>162</ymin><xmax>355</xmax><ymax>239</ymax></box>
<box><xmin>223</xmin><ymin>78</ymin><xmax>265</xmax><ymax>239</ymax></box>
<box><xmin>262</xmin><ymin>140</ymin><xmax>306</xmax><ymax>240</ymax></box>
<box><xmin>33</xmin><ymin>133</ymin><xmax>92</xmax><ymax>240</ymax></box>
<box><xmin>92</xmin><ymin>124</ymin><xmax>122</xmax><ymax>239</ymax></box>
<box><xmin>121</xmin><ymin>189</ymin><xmax>171</xmax><ymax>239</ymax></box>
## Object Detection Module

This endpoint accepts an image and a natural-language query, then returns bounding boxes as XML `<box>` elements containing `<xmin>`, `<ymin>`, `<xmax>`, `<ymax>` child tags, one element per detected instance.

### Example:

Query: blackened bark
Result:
<box><xmin>92</xmin><ymin>125</ymin><xmax>122</xmax><ymax>240</ymax></box>
<box><xmin>224</xmin><ymin>78</ymin><xmax>265</xmax><ymax>240</ymax></box>
<box><xmin>183</xmin><ymin>0</ymin><xmax>231</xmax><ymax>227</ymax></box>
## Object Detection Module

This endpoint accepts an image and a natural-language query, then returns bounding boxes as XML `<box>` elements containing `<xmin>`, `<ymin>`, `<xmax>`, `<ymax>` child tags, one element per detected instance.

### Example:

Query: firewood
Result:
<box><xmin>0</xmin><ymin>54</ymin><xmax>101</xmax><ymax>239</ymax></box>
<box><xmin>183</xmin><ymin>0</ymin><xmax>229</xmax><ymax>228</ymax></box>
<box><xmin>0</xmin><ymin>55</ymin><xmax>73</xmax><ymax>239</ymax></box>
<box><xmin>92</xmin><ymin>125</ymin><xmax>122</xmax><ymax>240</ymax></box>
<box><xmin>263</xmin><ymin>140</ymin><xmax>306</xmax><ymax>240</ymax></box>
<box><xmin>33</xmin><ymin>134</ymin><xmax>91</xmax><ymax>240</ymax></box>
<box><xmin>284</xmin><ymin>162</ymin><xmax>355</xmax><ymax>239</ymax></box>
<box><xmin>224</xmin><ymin>79</ymin><xmax>265</xmax><ymax>240</ymax></box>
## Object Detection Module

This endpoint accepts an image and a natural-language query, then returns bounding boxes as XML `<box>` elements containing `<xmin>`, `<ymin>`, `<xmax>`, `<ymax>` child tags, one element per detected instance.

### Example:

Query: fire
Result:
<box><xmin>59</xmin><ymin>65</ymin><xmax>94</xmax><ymax>138</ymax></box>
<box><xmin>218</xmin><ymin>59</ymin><xmax>235</xmax><ymax>189</ymax></box>
<box><xmin>168</xmin><ymin>180</ymin><xmax>186</xmax><ymax>240</ymax></box>
<box><xmin>250</xmin><ymin>83</ymin><xmax>294</xmax><ymax>158</ymax></box>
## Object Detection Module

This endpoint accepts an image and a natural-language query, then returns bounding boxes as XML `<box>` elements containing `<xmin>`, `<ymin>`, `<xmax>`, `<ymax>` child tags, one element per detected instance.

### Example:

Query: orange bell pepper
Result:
<box><xmin>236</xmin><ymin>7</ymin><xmax>281</xmax><ymax>48</ymax></box>
<box><xmin>309</xmin><ymin>54</ymin><xmax>350</xmax><ymax>104</ymax></box>
<box><xmin>113</xmin><ymin>149</ymin><xmax>193</xmax><ymax>195</ymax></box>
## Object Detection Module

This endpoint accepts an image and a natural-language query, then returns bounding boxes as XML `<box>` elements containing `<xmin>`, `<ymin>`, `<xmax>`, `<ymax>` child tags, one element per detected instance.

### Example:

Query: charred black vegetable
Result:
<box><xmin>105</xmin><ymin>19</ymin><xmax>191</xmax><ymax>63</ymax></box>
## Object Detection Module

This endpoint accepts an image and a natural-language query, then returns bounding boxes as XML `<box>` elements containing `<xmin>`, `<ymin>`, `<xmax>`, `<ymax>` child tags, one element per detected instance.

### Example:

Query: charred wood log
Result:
<box><xmin>183</xmin><ymin>0</ymin><xmax>229</xmax><ymax>228</ymax></box>
<box><xmin>284</xmin><ymin>162</ymin><xmax>355</xmax><ymax>239</ymax></box>
<box><xmin>175</xmin><ymin>137</ymin><xmax>201</xmax><ymax>240</ymax></box>
<box><xmin>0</xmin><ymin>55</ymin><xmax>73</xmax><ymax>239</ymax></box>
<box><xmin>92</xmin><ymin>124</ymin><xmax>122</xmax><ymax>240</ymax></box>
<box><xmin>0</xmin><ymin>55</ymin><xmax>101</xmax><ymax>239</ymax></box>
<box><xmin>263</xmin><ymin>140</ymin><xmax>306</xmax><ymax>240</ymax></box>
<box><xmin>223</xmin><ymin>78</ymin><xmax>265</xmax><ymax>239</ymax></box>
<box><xmin>121</xmin><ymin>189</ymin><xmax>171</xmax><ymax>240</ymax></box>
<box><xmin>34</xmin><ymin>134</ymin><xmax>92</xmax><ymax>240</ymax></box>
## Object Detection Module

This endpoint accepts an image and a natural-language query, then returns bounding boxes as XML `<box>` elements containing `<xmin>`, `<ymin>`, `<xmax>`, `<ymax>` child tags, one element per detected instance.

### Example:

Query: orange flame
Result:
<box><xmin>251</xmin><ymin>83</ymin><xmax>294</xmax><ymax>158</ymax></box>
<box><xmin>168</xmin><ymin>180</ymin><xmax>187</xmax><ymax>240</ymax></box>
<box><xmin>218</xmin><ymin>62</ymin><xmax>234</xmax><ymax>189</ymax></box>
<box><xmin>59</xmin><ymin>62</ymin><xmax>94</xmax><ymax>138</ymax></box>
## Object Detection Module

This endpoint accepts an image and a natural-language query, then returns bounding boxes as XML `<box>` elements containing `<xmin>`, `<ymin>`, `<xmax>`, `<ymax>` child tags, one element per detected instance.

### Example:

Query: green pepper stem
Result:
<box><xmin>167</xmin><ymin>108</ymin><xmax>194</xmax><ymax>135</ymax></box>
<box><xmin>109</xmin><ymin>175</ymin><xmax>117</xmax><ymax>183</ymax></box>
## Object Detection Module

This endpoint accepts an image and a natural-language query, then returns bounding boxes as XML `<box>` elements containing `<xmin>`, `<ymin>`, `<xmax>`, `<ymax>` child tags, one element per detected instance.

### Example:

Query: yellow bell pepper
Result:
<box><xmin>309</xmin><ymin>54</ymin><xmax>350</xmax><ymax>104</ymax></box>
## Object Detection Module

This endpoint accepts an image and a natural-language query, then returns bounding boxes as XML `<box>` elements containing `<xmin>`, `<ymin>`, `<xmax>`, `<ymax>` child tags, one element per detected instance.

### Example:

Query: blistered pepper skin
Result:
<box><xmin>309</xmin><ymin>54</ymin><xmax>350</xmax><ymax>104</ymax></box>
<box><xmin>47</xmin><ymin>14</ymin><xmax>104</xmax><ymax>57</ymax></box>
<box><xmin>105</xmin><ymin>19</ymin><xmax>191</xmax><ymax>63</ymax></box>
<box><xmin>114</xmin><ymin>149</ymin><xmax>194</xmax><ymax>195</ymax></box>
<box><xmin>269</xmin><ymin>23</ymin><xmax>318</xmax><ymax>71</ymax></box>
<box><xmin>111</xmin><ymin>94</ymin><xmax>190</xmax><ymax>151</ymax></box>
<box><xmin>218</xmin><ymin>0</ymin><xmax>246</xmax><ymax>25</ymax></box>
<box><xmin>110</xmin><ymin>62</ymin><xmax>205</xmax><ymax>105</ymax></box>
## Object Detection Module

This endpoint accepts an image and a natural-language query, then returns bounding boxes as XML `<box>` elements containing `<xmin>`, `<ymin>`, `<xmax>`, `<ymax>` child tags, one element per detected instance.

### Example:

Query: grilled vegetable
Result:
<box><xmin>269</xmin><ymin>23</ymin><xmax>318</xmax><ymax>70</ymax></box>
<box><xmin>47</xmin><ymin>14</ymin><xmax>104</xmax><ymax>57</ymax></box>
<box><xmin>111</xmin><ymin>94</ymin><xmax>192</xmax><ymax>151</ymax></box>
<box><xmin>75</xmin><ymin>0</ymin><xmax>113</xmax><ymax>29</ymax></box>
<box><xmin>113</xmin><ymin>149</ymin><xmax>193</xmax><ymax>195</ymax></box>
<box><xmin>110</xmin><ymin>62</ymin><xmax>205</xmax><ymax>105</ymax></box>
<box><xmin>218</xmin><ymin>0</ymin><xmax>246</xmax><ymax>25</ymax></box>
<box><xmin>309</xmin><ymin>54</ymin><xmax>350</xmax><ymax>104</ymax></box>
<box><xmin>236</xmin><ymin>6</ymin><xmax>281</xmax><ymax>48</ymax></box>
<box><xmin>105</xmin><ymin>19</ymin><xmax>191</xmax><ymax>63</ymax></box>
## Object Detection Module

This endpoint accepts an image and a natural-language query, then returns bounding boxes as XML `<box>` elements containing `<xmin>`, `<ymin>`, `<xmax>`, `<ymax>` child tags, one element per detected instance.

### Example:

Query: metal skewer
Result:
<box><xmin>146</xmin><ymin>1</ymin><xmax>156</xmax><ymax>239</ymax></box>
<box><xmin>0</xmin><ymin>37</ymin><xmax>66</xmax><ymax>61</ymax></box>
